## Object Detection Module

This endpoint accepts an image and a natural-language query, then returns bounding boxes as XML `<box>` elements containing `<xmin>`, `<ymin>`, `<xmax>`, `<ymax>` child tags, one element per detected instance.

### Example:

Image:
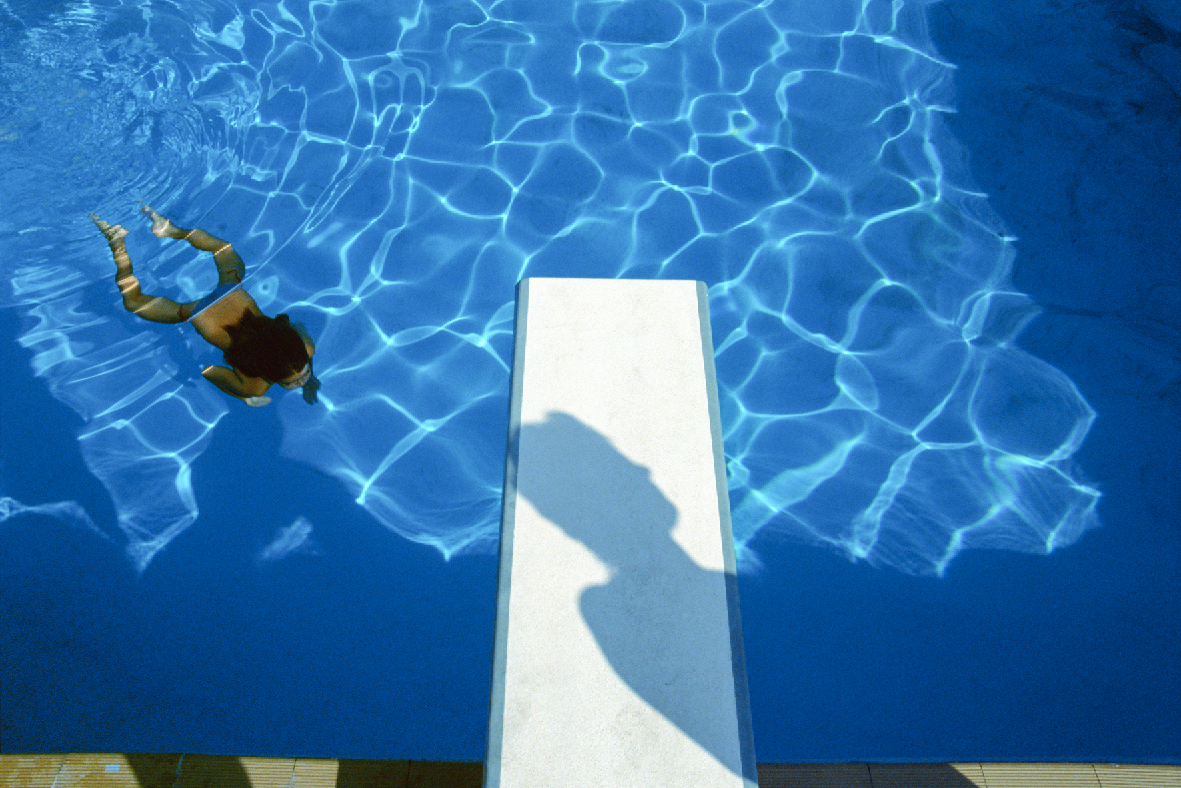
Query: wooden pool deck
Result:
<box><xmin>2</xmin><ymin>754</ymin><xmax>1177</xmax><ymax>788</ymax></box>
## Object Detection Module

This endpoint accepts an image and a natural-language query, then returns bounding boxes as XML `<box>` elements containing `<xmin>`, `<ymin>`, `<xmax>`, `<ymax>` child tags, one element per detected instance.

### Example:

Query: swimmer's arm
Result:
<box><xmin>201</xmin><ymin>365</ymin><xmax>271</xmax><ymax>403</ymax></box>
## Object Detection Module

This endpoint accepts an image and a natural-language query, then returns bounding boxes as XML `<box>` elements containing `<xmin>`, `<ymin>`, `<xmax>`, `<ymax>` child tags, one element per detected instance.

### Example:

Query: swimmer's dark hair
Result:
<box><xmin>223</xmin><ymin>312</ymin><xmax>309</xmax><ymax>383</ymax></box>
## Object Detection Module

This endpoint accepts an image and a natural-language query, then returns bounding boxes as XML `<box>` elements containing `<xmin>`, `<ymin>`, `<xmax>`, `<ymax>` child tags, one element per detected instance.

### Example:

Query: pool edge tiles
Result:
<box><xmin>3</xmin><ymin>756</ymin><xmax>1180</xmax><ymax>788</ymax></box>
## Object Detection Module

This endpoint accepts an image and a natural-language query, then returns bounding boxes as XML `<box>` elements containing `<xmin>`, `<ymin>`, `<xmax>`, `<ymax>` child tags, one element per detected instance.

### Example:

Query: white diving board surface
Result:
<box><xmin>486</xmin><ymin>278</ymin><xmax>757</xmax><ymax>788</ymax></box>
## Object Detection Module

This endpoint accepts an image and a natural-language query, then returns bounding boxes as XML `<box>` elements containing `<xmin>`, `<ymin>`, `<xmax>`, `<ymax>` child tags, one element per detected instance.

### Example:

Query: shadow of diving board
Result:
<box><xmin>486</xmin><ymin>278</ymin><xmax>757</xmax><ymax>788</ymax></box>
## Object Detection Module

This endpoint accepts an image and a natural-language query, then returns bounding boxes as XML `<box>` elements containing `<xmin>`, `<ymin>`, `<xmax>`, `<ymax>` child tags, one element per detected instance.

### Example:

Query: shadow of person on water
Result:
<box><xmin>514</xmin><ymin>411</ymin><xmax>756</xmax><ymax>782</ymax></box>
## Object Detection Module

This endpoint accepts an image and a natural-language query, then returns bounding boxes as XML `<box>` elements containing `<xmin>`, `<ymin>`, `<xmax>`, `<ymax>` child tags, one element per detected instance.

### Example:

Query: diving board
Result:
<box><xmin>486</xmin><ymin>278</ymin><xmax>757</xmax><ymax>788</ymax></box>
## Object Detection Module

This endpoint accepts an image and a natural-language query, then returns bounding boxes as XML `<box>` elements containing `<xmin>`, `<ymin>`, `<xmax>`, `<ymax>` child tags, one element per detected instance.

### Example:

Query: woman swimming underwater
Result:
<box><xmin>90</xmin><ymin>205</ymin><xmax>320</xmax><ymax>407</ymax></box>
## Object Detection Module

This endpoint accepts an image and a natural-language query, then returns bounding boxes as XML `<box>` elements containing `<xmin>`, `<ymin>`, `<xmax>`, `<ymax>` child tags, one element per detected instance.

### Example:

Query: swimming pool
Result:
<box><xmin>2</xmin><ymin>0</ymin><xmax>1178</xmax><ymax>764</ymax></box>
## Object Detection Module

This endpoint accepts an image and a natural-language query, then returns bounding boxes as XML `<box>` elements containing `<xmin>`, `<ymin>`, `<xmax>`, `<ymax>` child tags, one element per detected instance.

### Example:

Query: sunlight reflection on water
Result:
<box><xmin>0</xmin><ymin>0</ymin><xmax>1098</xmax><ymax>575</ymax></box>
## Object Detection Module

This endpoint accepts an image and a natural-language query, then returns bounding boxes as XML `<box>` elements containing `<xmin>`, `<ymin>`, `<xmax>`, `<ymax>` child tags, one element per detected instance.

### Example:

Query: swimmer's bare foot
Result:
<box><xmin>140</xmin><ymin>204</ymin><xmax>184</xmax><ymax>239</ymax></box>
<box><xmin>91</xmin><ymin>212</ymin><xmax>135</xmax><ymax>277</ymax></box>
<box><xmin>89</xmin><ymin>213</ymin><xmax>128</xmax><ymax>244</ymax></box>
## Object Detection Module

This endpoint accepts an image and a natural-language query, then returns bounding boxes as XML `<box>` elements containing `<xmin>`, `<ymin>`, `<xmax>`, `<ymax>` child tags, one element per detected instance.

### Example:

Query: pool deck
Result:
<box><xmin>1</xmin><ymin>754</ymin><xmax>1178</xmax><ymax>788</ymax></box>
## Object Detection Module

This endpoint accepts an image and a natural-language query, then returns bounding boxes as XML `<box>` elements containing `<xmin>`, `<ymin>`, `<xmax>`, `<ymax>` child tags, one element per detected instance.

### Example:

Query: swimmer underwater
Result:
<box><xmin>90</xmin><ymin>205</ymin><xmax>320</xmax><ymax>407</ymax></box>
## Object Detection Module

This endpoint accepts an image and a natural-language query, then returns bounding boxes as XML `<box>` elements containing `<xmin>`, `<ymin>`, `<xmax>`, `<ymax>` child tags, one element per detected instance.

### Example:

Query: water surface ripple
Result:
<box><xmin>0</xmin><ymin>0</ymin><xmax>1099</xmax><ymax>575</ymax></box>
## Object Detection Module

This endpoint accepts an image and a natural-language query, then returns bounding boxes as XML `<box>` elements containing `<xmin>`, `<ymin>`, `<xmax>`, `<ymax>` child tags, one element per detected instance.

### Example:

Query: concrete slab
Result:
<box><xmin>486</xmin><ymin>278</ymin><xmax>756</xmax><ymax>788</ymax></box>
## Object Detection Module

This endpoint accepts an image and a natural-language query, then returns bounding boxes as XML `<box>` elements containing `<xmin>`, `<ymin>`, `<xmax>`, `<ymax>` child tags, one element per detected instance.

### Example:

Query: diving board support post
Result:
<box><xmin>486</xmin><ymin>278</ymin><xmax>757</xmax><ymax>788</ymax></box>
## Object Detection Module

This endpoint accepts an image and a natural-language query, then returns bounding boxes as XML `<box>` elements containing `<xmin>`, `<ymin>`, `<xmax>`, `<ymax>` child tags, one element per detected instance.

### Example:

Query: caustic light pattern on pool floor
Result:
<box><xmin>0</xmin><ymin>0</ymin><xmax>1098</xmax><ymax>576</ymax></box>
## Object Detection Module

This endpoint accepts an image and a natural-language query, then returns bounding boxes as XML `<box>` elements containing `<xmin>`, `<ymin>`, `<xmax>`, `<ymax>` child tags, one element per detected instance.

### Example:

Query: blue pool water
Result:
<box><xmin>2</xmin><ymin>0</ymin><xmax>1178</xmax><ymax>764</ymax></box>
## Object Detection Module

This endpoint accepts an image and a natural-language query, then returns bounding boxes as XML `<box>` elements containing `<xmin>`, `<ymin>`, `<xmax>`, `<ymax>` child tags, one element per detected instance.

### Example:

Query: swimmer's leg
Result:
<box><xmin>141</xmin><ymin>204</ymin><xmax>245</xmax><ymax>286</ymax></box>
<box><xmin>90</xmin><ymin>213</ymin><xmax>189</xmax><ymax>324</ymax></box>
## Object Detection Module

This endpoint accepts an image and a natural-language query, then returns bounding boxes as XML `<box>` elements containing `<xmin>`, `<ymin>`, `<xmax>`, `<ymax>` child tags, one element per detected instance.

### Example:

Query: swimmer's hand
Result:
<box><xmin>244</xmin><ymin>396</ymin><xmax>271</xmax><ymax>407</ymax></box>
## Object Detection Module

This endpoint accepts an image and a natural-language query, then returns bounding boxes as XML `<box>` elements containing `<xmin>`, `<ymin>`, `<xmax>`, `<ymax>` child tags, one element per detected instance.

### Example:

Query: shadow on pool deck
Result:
<box><xmin>13</xmin><ymin>754</ymin><xmax>1167</xmax><ymax>787</ymax></box>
